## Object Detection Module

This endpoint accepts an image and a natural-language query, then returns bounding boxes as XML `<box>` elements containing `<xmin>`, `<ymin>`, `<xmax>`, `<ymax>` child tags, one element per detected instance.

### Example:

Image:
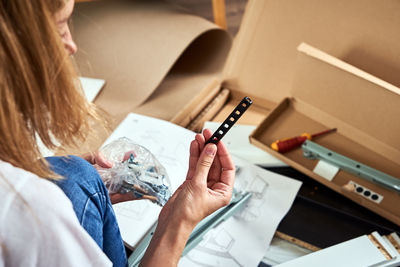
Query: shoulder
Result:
<box><xmin>0</xmin><ymin>160</ymin><xmax>77</xmax><ymax>223</ymax></box>
<box><xmin>0</xmin><ymin>161</ymin><xmax>112</xmax><ymax>267</ymax></box>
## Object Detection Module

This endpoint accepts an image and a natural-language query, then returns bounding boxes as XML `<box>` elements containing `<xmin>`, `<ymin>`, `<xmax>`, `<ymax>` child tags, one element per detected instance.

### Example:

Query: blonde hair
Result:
<box><xmin>0</xmin><ymin>0</ymin><xmax>98</xmax><ymax>179</ymax></box>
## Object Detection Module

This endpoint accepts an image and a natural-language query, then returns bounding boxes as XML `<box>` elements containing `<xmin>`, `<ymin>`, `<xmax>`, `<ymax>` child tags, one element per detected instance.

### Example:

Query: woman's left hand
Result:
<box><xmin>81</xmin><ymin>151</ymin><xmax>113</xmax><ymax>168</ymax></box>
<box><xmin>81</xmin><ymin>151</ymin><xmax>137</xmax><ymax>204</ymax></box>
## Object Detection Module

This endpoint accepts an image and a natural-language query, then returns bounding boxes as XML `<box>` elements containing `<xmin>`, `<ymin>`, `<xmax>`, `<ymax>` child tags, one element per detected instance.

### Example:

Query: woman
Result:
<box><xmin>0</xmin><ymin>0</ymin><xmax>235</xmax><ymax>266</ymax></box>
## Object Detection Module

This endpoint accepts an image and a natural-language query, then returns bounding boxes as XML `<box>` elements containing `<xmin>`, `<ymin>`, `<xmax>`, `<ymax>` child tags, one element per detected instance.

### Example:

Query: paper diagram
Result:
<box><xmin>135</xmin><ymin>128</ymin><xmax>188</xmax><ymax>175</ymax></box>
<box><xmin>104</xmin><ymin>113</ymin><xmax>195</xmax><ymax>248</ymax></box>
<box><xmin>184</xmin><ymin>228</ymin><xmax>243</xmax><ymax>267</ymax></box>
<box><xmin>104</xmin><ymin>114</ymin><xmax>301</xmax><ymax>257</ymax></box>
<box><xmin>180</xmin><ymin>167</ymin><xmax>271</xmax><ymax>267</ymax></box>
<box><xmin>103</xmin><ymin>113</ymin><xmax>195</xmax><ymax>192</ymax></box>
<box><xmin>180</xmin><ymin>157</ymin><xmax>302</xmax><ymax>267</ymax></box>
<box><xmin>235</xmin><ymin>174</ymin><xmax>269</xmax><ymax>222</ymax></box>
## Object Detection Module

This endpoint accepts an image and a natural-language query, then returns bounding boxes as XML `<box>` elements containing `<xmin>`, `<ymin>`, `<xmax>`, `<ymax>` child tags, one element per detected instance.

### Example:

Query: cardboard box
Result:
<box><xmin>72</xmin><ymin>0</ymin><xmax>400</xmax><ymax>226</ymax></box>
<box><xmin>173</xmin><ymin>0</ymin><xmax>400</xmax><ymax>226</ymax></box>
<box><xmin>250</xmin><ymin>43</ymin><xmax>400</xmax><ymax>225</ymax></box>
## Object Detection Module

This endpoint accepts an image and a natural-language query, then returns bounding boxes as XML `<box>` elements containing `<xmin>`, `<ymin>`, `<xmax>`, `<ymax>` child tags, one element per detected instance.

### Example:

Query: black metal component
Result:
<box><xmin>205</xmin><ymin>96</ymin><xmax>252</xmax><ymax>145</ymax></box>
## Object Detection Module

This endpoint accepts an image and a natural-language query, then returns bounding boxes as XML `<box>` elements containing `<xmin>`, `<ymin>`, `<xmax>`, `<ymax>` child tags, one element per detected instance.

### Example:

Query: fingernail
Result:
<box><xmin>205</xmin><ymin>145</ymin><xmax>216</xmax><ymax>156</ymax></box>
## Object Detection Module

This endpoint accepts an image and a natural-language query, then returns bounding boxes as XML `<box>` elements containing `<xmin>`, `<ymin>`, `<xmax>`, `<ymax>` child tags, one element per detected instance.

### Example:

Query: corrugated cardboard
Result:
<box><xmin>71</xmin><ymin>0</ymin><xmax>231</xmax><ymax>151</ymax></box>
<box><xmin>250</xmin><ymin>43</ymin><xmax>400</xmax><ymax>225</ymax></box>
<box><xmin>174</xmin><ymin>0</ymin><xmax>400</xmax><ymax>129</ymax></box>
<box><xmin>222</xmin><ymin>0</ymin><xmax>400</xmax><ymax>101</ymax></box>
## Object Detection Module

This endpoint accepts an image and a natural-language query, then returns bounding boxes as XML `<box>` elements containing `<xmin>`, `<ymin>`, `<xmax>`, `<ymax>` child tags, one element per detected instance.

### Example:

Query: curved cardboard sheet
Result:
<box><xmin>66</xmin><ymin>0</ymin><xmax>231</xmax><ymax>153</ymax></box>
<box><xmin>72</xmin><ymin>0</ymin><xmax>230</xmax><ymax>120</ymax></box>
<box><xmin>223</xmin><ymin>0</ymin><xmax>400</xmax><ymax>104</ymax></box>
<box><xmin>134</xmin><ymin>29</ymin><xmax>231</xmax><ymax>121</ymax></box>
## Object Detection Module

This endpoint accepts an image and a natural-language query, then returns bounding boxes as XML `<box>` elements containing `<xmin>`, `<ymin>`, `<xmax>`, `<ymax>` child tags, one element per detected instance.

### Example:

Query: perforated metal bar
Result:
<box><xmin>302</xmin><ymin>140</ymin><xmax>400</xmax><ymax>194</ymax></box>
<box><xmin>205</xmin><ymin>96</ymin><xmax>253</xmax><ymax>145</ymax></box>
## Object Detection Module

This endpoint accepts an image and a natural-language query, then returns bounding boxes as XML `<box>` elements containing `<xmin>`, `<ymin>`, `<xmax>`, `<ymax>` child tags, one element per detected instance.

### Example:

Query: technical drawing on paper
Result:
<box><xmin>180</xmin><ymin>158</ymin><xmax>302</xmax><ymax>267</ymax></box>
<box><xmin>235</xmin><ymin>173</ymin><xmax>269</xmax><ymax>222</ymax></box>
<box><xmin>136</xmin><ymin>129</ymin><xmax>189</xmax><ymax>175</ymax></box>
<box><xmin>105</xmin><ymin>113</ymin><xmax>195</xmax><ymax>248</ymax></box>
<box><xmin>185</xmin><ymin>228</ymin><xmax>243</xmax><ymax>267</ymax></box>
<box><xmin>107</xmin><ymin>114</ymin><xmax>193</xmax><ymax>179</ymax></box>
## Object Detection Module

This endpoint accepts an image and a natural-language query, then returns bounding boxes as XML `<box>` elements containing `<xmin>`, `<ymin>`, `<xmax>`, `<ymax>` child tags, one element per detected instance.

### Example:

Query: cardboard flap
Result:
<box><xmin>223</xmin><ymin>0</ymin><xmax>400</xmax><ymax>104</ymax></box>
<box><xmin>292</xmin><ymin>43</ymin><xmax>400</xmax><ymax>161</ymax></box>
<box><xmin>72</xmin><ymin>0</ymin><xmax>229</xmax><ymax>118</ymax></box>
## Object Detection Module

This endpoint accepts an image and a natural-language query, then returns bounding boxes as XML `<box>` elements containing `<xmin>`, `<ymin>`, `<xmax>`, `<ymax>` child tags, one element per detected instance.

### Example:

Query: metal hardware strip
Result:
<box><xmin>205</xmin><ymin>96</ymin><xmax>252</xmax><ymax>145</ymax></box>
<box><xmin>302</xmin><ymin>140</ymin><xmax>400</xmax><ymax>193</ymax></box>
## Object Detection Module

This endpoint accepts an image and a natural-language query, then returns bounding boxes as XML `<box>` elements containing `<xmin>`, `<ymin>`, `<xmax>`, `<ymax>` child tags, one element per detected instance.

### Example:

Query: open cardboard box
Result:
<box><xmin>250</xmin><ymin>42</ymin><xmax>400</xmax><ymax>225</ymax></box>
<box><xmin>71</xmin><ymin>0</ymin><xmax>400</xmax><ymax>243</ymax></box>
<box><xmin>172</xmin><ymin>0</ymin><xmax>400</xmax><ymax>226</ymax></box>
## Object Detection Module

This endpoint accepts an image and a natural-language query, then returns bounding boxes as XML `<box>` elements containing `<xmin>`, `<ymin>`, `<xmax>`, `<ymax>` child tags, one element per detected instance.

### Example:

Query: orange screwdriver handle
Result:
<box><xmin>271</xmin><ymin>133</ymin><xmax>311</xmax><ymax>153</ymax></box>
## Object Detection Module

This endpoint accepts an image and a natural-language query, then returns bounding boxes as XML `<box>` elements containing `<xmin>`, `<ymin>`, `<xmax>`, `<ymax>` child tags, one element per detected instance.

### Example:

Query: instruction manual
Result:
<box><xmin>104</xmin><ymin>113</ymin><xmax>301</xmax><ymax>264</ymax></box>
<box><xmin>103</xmin><ymin>113</ymin><xmax>195</xmax><ymax>248</ymax></box>
<box><xmin>179</xmin><ymin>156</ymin><xmax>301</xmax><ymax>267</ymax></box>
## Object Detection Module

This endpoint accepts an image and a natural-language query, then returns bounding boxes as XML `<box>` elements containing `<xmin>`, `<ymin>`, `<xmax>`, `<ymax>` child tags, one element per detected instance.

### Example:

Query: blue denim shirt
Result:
<box><xmin>48</xmin><ymin>156</ymin><xmax>127</xmax><ymax>267</ymax></box>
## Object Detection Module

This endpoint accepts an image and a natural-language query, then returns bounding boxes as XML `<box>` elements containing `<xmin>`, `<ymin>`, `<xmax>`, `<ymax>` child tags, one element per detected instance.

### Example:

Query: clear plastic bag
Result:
<box><xmin>98</xmin><ymin>137</ymin><xmax>172</xmax><ymax>206</ymax></box>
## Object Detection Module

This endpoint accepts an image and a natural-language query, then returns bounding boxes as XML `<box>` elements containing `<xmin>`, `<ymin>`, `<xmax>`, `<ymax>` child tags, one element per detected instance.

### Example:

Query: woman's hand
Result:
<box><xmin>140</xmin><ymin>129</ymin><xmax>235</xmax><ymax>267</ymax></box>
<box><xmin>159</xmin><ymin>128</ymin><xmax>235</xmax><ymax>227</ymax></box>
<box><xmin>81</xmin><ymin>151</ymin><xmax>138</xmax><ymax>204</ymax></box>
<box><xmin>81</xmin><ymin>151</ymin><xmax>113</xmax><ymax>169</ymax></box>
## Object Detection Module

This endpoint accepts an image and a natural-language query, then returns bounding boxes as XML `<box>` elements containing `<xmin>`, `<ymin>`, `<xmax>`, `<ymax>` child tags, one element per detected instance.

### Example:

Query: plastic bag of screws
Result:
<box><xmin>97</xmin><ymin>137</ymin><xmax>172</xmax><ymax>206</ymax></box>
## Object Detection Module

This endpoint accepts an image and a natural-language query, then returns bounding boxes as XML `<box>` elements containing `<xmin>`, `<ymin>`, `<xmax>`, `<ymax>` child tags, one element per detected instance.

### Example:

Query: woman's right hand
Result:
<box><xmin>140</xmin><ymin>129</ymin><xmax>235</xmax><ymax>267</ymax></box>
<box><xmin>159</xmin><ymin>129</ymin><xmax>235</xmax><ymax>228</ymax></box>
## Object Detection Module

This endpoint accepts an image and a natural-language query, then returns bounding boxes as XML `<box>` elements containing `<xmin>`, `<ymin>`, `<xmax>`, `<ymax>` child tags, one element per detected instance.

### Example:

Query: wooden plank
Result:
<box><xmin>212</xmin><ymin>0</ymin><xmax>227</xmax><ymax>29</ymax></box>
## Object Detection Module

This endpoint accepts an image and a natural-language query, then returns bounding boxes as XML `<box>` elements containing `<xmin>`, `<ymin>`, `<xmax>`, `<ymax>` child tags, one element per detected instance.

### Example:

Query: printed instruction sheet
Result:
<box><xmin>104</xmin><ymin>113</ymin><xmax>195</xmax><ymax>248</ymax></box>
<box><xmin>103</xmin><ymin>113</ymin><xmax>301</xmax><ymax>261</ymax></box>
<box><xmin>179</xmin><ymin>156</ymin><xmax>301</xmax><ymax>267</ymax></box>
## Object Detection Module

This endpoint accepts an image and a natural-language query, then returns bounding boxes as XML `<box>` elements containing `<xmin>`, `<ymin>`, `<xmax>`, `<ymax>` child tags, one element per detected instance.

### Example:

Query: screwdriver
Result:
<box><xmin>271</xmin><ymin>128</ymin><xmax>337</xmax><ymax>153</ymax></box>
